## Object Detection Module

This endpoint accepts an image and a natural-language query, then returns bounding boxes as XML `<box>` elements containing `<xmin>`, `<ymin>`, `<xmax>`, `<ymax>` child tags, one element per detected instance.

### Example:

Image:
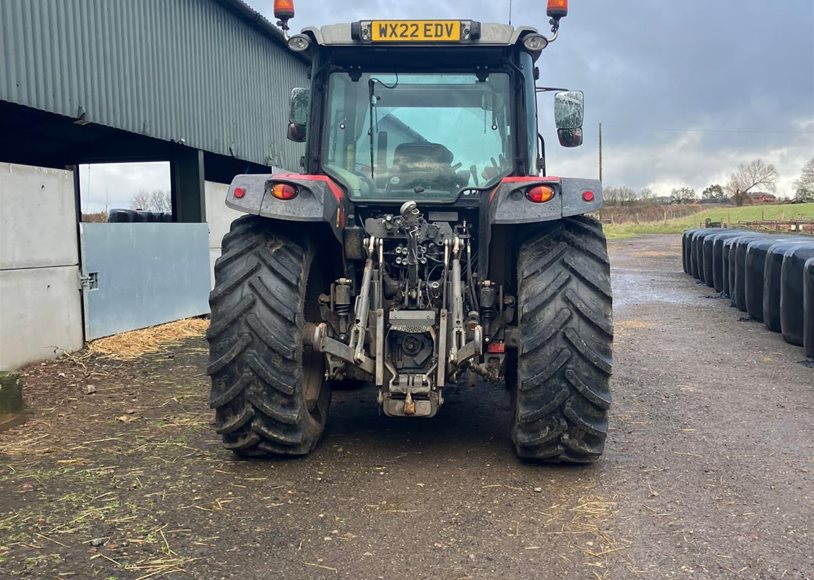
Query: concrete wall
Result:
<box><xmin>205</xmin><ymin>180</ymin><xmax>243</xmax><ymax>288</ymax></box>
<box><xmin>0</xmin><ymin>171</ymin><xmax>256</xmax><ymax>370</ymax></box>
<box><xmin>0</xmin><ymin>163</ymin><xmax>84</xmax><ymax>370</ymax></box>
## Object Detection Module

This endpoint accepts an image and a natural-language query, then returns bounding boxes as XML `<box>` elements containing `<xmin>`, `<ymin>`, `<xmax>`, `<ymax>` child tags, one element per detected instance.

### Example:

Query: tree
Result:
<box><xmin>726</xmin><ymin>159</ymin><xmax>778</xmax><ymax>207</ymax></box>
<box><xmin>638</xmin><ymin>188</ymin><xmax>655</xmax><ymax>204</ymax></box>
<box><xmin>131</xmin><ymin>191</ymin><xmax>150</xmax><ymax>210</ymax></box>
<box><xmin>793</xmin><ymin>158</ymin><xmax>814</xmax><ymax>202</ymax></box>
<box><xmin>620</xmin><ymin>186</ymin><xmax>638</xmax><ymax>206</ymax></box>
<box><xmin>702</xmin><ymin>184</ymin><xmax>725</xmax><ymax>201</ymax></box>
<box><xmin>603</xmin><ymin>187</ymin><xmax>620</xmax><ymax>206</ymax></box>
<box><xmin>604</xmin><ymin>186</ymin><xmax>639</xmax><ymax>206</ymax></box>
<box><xmin>670</xmin><ymin>187</ymin><xmax>696</xmax><ymax>205</ymax></box>
<box><xmin>131</xmin><ymin>190</ymin><xmax>171</xmax><ymax>212</ymax></box>
<box><xmin>148</xmin><ymin>190</ymin><xmax>172</xmax><ymax>212</ymax></box>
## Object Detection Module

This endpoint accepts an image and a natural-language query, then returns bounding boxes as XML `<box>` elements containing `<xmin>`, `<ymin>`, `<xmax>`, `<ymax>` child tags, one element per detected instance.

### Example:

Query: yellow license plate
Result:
<box><xmin>371</xmin><ymin>20</ymin><xmax>462</xmax><ymax>43</ymax></box>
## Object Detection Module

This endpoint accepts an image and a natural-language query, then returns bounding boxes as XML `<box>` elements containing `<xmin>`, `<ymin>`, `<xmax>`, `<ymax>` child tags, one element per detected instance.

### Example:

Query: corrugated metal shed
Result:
<box><xmin>0</xmin><ymin>0</ymin><xmax>309</xmax><ymax>170</ymax></box>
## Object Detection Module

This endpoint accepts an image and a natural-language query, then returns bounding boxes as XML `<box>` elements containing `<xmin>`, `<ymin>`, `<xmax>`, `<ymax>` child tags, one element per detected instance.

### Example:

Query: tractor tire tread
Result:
<box><xmin>208</xmin><ymin>215</ymin><xmax>329</xmax><ymax>457</ymax></box>
<box><xmin>513</xmin><ymin>216</ymin><xmax>613</xmax><ymax>463</ymax></box>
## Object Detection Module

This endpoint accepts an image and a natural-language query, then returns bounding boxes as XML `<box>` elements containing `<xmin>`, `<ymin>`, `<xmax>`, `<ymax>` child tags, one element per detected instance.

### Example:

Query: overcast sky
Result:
<box><xmin>82</xmin><ymin>0</ymin><xmax>813</xmax><ymax>211</ymax></box>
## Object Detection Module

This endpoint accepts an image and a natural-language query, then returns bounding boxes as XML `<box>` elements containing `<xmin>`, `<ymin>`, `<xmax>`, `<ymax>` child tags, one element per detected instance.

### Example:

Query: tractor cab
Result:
<box><xmin>278</xmin><ymin>1</ymin><xmax>585</xmax><ymax>204</ymax></box>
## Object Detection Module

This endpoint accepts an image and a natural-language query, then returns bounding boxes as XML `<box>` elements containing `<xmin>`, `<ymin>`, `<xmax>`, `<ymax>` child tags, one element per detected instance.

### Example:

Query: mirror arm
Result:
<box><xmin>276</xmin><ymin>18</ymin><xmax>291</xmax><ymax>40</ymax></box>
<box><xmin>537</xmin><ymin>133</ymin><xmax>546</xmax><ymax>175</ymax></box>
<box><xmin>544</xmin><ymin>17</ymin><xmax>561</xmax><ymax>43</ymax></box>
<box><xmin>535</xmin><ymin>86</ymin><xmax>570</xmax><ymax>93</ymax></box>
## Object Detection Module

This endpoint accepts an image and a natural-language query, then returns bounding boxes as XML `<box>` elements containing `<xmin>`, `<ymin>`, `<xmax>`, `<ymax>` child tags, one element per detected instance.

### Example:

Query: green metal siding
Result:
<box><xmin>0</xmin><ymin>0</ymin><xmax>308</xmax><ymax>170</ymax></box>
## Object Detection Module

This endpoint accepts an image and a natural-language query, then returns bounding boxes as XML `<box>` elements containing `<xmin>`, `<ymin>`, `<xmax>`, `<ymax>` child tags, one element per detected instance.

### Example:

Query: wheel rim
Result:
<box><xmin>302</xmin><ymin>250</ymin><xmax>328</xmax><ymax>423</ymax></box>
<box><xmin>302</xmin><ymin>346</ymin><xmax>325</xmax><ymax>417</ymax></box>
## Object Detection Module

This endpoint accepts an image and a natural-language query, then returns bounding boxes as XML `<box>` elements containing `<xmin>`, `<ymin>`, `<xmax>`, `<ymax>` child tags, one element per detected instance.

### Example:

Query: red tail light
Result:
<box><xmin>526</xmin><ymin>185</ymin><xmax>555</xmax><ymax>203</ymax></box>
<box><xmin>582</xmin><ymin>190</ymin><xmax>595</xmax><ymax>202</ymax></box>
<box><xmin>271</xmin><ymin>183</ymin><xmax>298</xmax><ymax>200</ymax></box>
<box><xmin>233</xmin><ymin>187</ymin><xmax>246</xmax><ymax>199</ymax></box>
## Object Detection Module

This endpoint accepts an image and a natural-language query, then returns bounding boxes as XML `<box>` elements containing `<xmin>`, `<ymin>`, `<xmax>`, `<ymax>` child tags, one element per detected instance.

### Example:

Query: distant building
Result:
<box><xmin>699</xmin><ymin>197</ymin><xmax>733</xmax><ymax>205</ymax></box>
<box><xmin>749</xmin><ymin>192</ymin><xmax>777</xmax><ymax>204</ymax></box>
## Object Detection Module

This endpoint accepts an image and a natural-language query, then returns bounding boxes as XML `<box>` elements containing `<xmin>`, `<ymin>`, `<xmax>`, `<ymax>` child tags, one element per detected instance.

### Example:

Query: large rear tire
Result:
<box><xmin>207</xmin><ymin>216</ymin><xmax>331</xmax><ymax>457</ymax></box>
<box><xmin>512</xmin><ymin>216</ymin><xmax>613</xmax><ymax>463</ymax></box>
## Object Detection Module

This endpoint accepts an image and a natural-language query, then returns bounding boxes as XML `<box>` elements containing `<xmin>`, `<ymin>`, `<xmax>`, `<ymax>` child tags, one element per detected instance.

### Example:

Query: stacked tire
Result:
<box><xmin>683</xmin><ymin>228</ymin><xmax>814</xmax><ymax>358</ymax></box>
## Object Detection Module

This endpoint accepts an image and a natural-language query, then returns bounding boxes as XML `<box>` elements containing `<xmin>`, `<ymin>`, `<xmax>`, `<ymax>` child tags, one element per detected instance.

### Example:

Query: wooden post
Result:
<box><xmin>0</xmin><ymin>372</ymin><xmax>23</xmax><ymax>415</ymax></box>
<box><xmin>598</xmin><ymin>122</ymin><xmax>603</xmax><ymax>183</ymax></box>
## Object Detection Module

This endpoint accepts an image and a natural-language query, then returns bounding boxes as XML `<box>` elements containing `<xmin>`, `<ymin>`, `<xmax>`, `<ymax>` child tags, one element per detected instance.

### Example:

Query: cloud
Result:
<box><xmin>276</xmin><ymin>0</ymin><xmax>814</xmax><ymax>193</ymax></box>
<box><xmin>81</xmin><ymin>0</ymin><xmax>814</xmax><ymax>209</ymax></box>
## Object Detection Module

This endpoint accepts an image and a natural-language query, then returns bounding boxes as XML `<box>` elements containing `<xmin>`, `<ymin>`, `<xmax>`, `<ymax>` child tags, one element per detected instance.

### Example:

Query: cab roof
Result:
<box><xmin>301</xmin><ymin>22</ymin><xmax>539</xmax><ymax>48</ymax></box>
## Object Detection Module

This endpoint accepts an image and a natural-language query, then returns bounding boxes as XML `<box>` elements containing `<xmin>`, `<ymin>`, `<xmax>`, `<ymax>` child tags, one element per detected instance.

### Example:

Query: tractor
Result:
<box><xmin>208</xmin><ymin>0</ymin><xmax>613</xmax><ymax>462</ymax></box>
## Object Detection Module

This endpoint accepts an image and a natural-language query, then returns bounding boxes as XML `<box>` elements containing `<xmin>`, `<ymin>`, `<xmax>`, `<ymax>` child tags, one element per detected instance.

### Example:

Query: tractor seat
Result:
<box><xmin>392</xmin><ymin>142</ymin><xmax>454</xmax><ymax>173</ymax></box>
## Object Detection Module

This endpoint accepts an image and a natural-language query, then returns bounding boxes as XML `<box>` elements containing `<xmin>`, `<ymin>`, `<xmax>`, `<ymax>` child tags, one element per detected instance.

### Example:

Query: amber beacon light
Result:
<box><xmin>274</xmin><ymin>0</ymin><xmax>295</xmax><ymax>35</ymax></box>
<box><xmin>274</xmin><ymin>0</ymin><xmax>295</xmax><ymax>19</ymax></box>
<box><xmin>547</xmin><ymin>0</ymin><xmax>568</xmax><ymax>18</ymax></box>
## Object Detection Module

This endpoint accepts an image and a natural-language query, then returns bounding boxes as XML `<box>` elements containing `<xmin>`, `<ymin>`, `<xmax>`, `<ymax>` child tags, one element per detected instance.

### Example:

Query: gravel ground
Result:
<box><xmin>0</xmin><ymin>234</ymin><xmax>811</xmax><ymax>579</ymax></box>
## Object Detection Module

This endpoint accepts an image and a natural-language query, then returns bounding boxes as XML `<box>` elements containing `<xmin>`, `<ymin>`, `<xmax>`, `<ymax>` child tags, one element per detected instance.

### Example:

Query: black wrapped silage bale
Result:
<box><xmin>709</xmin><ymin>231</ymin><xmax>746</xmax><ymax>292</ymax></box>
<box><xmin>804</xmin><ymin>257</ymin><xmax>814</xmax><ymax>358</ymax></box>
<box><xmin>729</xmin><ymin>234</ymin><xmax>765</xmax><ymax>309</ymax></box>
<box><xmin>780</xmin><ymin>245</ymin><xmax>814</xmax><ymax>347</ymax></box>
<box><xmin>764</xmin><ymin>241</ymin><xmax>814</xmax><ymax>332</ymax></box>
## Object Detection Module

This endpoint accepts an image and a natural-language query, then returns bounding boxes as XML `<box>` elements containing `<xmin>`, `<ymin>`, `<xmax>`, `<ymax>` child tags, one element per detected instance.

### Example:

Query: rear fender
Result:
<box><xmin>490</xmin><ymin>176</ymin><xmax>603</xmax><ymax>224</ymax></box>
<box><xmin>225</xmin><ymin>173</ymin><xmax>347</xmax><ymax>241</ymax></box>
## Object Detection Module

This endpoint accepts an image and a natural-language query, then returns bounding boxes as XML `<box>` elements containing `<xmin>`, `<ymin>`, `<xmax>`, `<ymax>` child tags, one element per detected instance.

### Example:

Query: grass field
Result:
<box><xmin>603</xmin><ymin>203</ymin><xmax>814</xmax><ymax>239</ymax></box>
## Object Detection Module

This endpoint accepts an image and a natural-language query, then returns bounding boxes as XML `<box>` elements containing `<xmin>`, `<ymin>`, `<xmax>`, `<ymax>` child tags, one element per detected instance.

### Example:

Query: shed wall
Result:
<box><xmin>0</xmin><ymin>0</ymin><xmax>308</xmax><ymax>170</ymax></box>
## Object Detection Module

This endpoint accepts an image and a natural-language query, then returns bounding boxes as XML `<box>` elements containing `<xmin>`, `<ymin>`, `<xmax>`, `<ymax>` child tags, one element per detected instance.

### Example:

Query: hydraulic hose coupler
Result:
<box><xmin>480</xmin><ymin>282</ymin><xmax>498</xmax><ymax>336</ymax></box>
<box><xmin>335</xmin><ymin>279</ymin><xmax>352</xmax><ymax>338</ymax></box>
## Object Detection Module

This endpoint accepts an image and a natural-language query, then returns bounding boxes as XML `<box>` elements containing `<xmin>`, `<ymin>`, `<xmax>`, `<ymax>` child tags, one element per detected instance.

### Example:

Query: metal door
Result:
<box><xmin>79</xmin><ymin>223</ymin><xmax>211</xmax><ymax>340</ymax></box>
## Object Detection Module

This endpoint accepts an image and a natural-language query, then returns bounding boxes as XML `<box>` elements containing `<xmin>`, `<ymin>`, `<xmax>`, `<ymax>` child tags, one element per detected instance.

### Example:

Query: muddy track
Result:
<box><xmin>0</xmin><ymin>234</ymin><xmax>811</xmax><ymax>579</ymax></box>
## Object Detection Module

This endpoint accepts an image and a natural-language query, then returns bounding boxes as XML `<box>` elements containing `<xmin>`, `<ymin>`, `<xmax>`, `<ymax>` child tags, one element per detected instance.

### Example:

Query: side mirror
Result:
<box><xmin>554</xmin><ymin>90</ymin><xmax>584</xmax><ymax>130</ymax></box>
<box><xmin>557</xmin><ymin>128</ymin><xmax>583</xmax><ymax>148</ymax></box>
<box><xmin>554</xmin><ymin>90</ymin><xmax>584</xmax><ymax>148</ymax></box>
<box><xmin>287</xmin><ymin>87</ymin><xmax>310</xmax><ymax>143</ymax></box>
<box><xmin>288</xmin><ymin>123</ymin><xmax>306</xmax><ymax>142</ymax></box>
